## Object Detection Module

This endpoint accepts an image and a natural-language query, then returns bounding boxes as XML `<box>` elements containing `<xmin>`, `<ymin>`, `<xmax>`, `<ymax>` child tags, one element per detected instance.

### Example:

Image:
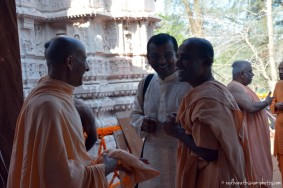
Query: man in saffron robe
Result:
<box><xmin>271</xmin><ymin>61</ymin><xmax>283</xmax><ymax>182</ymax></box>
<box><xmin>131</xmin><ymin>33</ymin><xmax>192</xmax><ymax>188</ymax></box>
<box><xmin>7</xmin><ymin>36</ymin><xmax>119</xmax><ymax>188</ymax></box>
<box><xmin>227</xmin><ymin>60</ymin><xmax>273</xmax><ymax>187</ymax></box>
<box><xmin>163</xmin><ymin>38</ymin><xmax>247</xmax><ymax>188</ymax></box>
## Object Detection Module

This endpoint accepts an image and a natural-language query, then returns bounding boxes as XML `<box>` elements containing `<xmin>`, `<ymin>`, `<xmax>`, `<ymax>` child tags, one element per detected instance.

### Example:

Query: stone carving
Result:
<box><xmin>124</xmin><ymin>30</ymin><xmax>132</xmax><ymax>54</ymax></box>
<box><xmin>35</xmin><ymin>25</ymin><xmax>44</xmax><ymax>54</ymax></box>
<box><xmin>36</xmin><ymin>0</ymin><xmax>71</xmax><ymax>11</ymax></box>
<box><xmin>21</xmin><ymin>30</ymin><xmax>34</xmax><ymax>54</ymax></box>
<box><xmin>17</xmin><ymin>0</ymin><xmax>159</xmax><ymax>130</ymax></box>
<box><xmin>38</xmin><ymin>64</ymin><xmax>47</xmax><ymax>77</ymax></box>
<box><xmin>18</xmin><ymin>0</ymin><xmax>35</xmax><ymax>8</ymax></box>
<box><xmin>103</xmin><ymin>22</ymin><xmax>118</xmax><ymax>53</ymax></box>
<box><xmin>89</xmin><ymin>0</ymin><xmax>104</xmax><ymax>9</ymax></box>
<box><xmin>69</xmin><ymin>23</ymin><xmax>90</xmax><ymax>51</ymax></box>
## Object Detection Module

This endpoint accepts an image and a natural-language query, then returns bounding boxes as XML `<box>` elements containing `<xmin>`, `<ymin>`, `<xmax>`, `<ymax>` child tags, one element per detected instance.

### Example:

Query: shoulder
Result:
<box><xmin>74</xmin><ymin>99</ymin><xmax>92</xmax><ymax>117</ymax></box>
<box><xmin>227</xmin><ymin>81</ymin><xmax>245</xmax><ymax>94</ymax></box>
<box><xmin>187</xmin><ymin>81</ymin><xmax>238</xmax><ymax>108</ymax></box>
<box><xmin>29</xmin><ymin>94</ymin><xmax>61</xmax><ymax>110</ymax></box>
<box><xmin>275</xmin><ymin>80</ymin><xmax>283</xmax><ymax>87</ymax></box>
<box><xmin>22</xmin><ymin>95</ymin><xmax>63</xmax><ymax>120</ymax></box>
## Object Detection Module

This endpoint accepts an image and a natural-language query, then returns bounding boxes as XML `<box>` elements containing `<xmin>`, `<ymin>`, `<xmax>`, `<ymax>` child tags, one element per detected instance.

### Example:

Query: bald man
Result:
<box><xmin>7</xmin><ymin>36</ymin><xmax>118</xmax><ymax>188</ymax></box>
<box><xmin>227</xmin><ymin>60</ymin><xmax>273</xmax><ymax>187</ymax></box>
<box><xmin>163</xmin><ymin>38</ymin><xmax>248</xmax><ymax>188</ymax></box>
<box><xmin>271</xmin><ymin>61</ymin><xmax>283</xmax><ymax>181</ymax></box>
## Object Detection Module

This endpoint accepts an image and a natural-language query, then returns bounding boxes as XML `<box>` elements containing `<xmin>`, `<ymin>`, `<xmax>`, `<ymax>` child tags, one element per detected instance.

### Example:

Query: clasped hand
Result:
<box><xmin>162</xmin><ymin>114</ymin><xmax>183</xmax><ymax>138</ymax></box>
<box><xmin>141</xmin><ymin>117</ymin><xmax>160</xmax><ymax>133</ymax></box>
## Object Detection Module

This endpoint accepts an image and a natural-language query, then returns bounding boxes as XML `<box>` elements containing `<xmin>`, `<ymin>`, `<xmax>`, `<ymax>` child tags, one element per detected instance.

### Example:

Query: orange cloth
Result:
<box><xmin>7</xmin><ymin>77</ymin><xmax>108</xmax><ymax>188</ymax></box>
<box><xmin>277</xmin><ymin>154</ymin><xmax>283</xmax><ymax>182</ymax></box>
<box><xmin>228</xmin><ymin>81</ymin><xmax>272</xmax><ymax>186</ymax></box>
<box><xmin>271</xmin><ymin>80</ymin><xmax>283</xmax><ymax>156</ymax></box>
<box><xmin>271</xmin><ymin>80</ymin><xmax>283</xmax><ymax>184</ymax></box>
<box><xmin>176</xmin><ymin>81</ymin><xmax>247</xmax><ymax>188</ymax></box>
<box><xmin>95</xmin><ymin>149</ymin><xmax>160</xmax><ymax>188</ymax></box>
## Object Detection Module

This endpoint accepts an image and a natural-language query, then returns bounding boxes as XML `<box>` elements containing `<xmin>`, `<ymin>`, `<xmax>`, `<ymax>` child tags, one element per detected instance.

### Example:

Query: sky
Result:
<box><xmin>155</xmin><ymin>0</ymin><xmax>165</xmax><ymax>13</ymax></box>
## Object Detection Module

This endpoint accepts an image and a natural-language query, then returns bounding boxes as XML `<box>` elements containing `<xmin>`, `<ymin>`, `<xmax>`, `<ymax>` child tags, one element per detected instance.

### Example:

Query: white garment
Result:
<box><xmin>130</xmin><ymin>72</ymin><xmax>191</xmax><ymax>188</ymax></box>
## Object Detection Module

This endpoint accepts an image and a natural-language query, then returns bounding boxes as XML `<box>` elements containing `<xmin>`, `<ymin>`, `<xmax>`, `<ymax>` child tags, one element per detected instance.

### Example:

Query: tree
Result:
<box><xmin>154</xmin><ymin>13</ymin><xmax>188</xmax><ymax>45</ymax></box>
<box><xmin>266</xmin><ymin>0</ymin><xmax>278</xmax><ymax>89</ymax></box>
<box><xmin>158</xmin><ymin>0</ymin><xmax>283</xmax><ymax>92</ymax></box>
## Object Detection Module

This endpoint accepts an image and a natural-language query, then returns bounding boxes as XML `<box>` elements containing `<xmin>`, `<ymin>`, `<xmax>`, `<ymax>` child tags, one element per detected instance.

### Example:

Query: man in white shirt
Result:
<box><xmin>130</xmin><ymin>33</ymin><xmax>192</xmax><ymax>188</ymax></box>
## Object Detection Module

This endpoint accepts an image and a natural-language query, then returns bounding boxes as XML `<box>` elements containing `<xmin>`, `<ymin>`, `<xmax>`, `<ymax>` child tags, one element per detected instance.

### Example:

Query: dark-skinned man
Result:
<box><xmin>163</xmin><ymin>38</ymin><xmax>249</xmax><ymax>188</ymax></box>
<box><xmin>74</xmin><ymin>98</ymin><xmax>97</xmax><ymax>151</ymax></box>
<box><xmin>130</xmin><ymin>33</ymin><xmax>192</xmax><ymax>188</ymax></box>
<box><xmin>227</xmin><ymin>60</ymin><xmax>273</xmax><ymax>188</ymax></box>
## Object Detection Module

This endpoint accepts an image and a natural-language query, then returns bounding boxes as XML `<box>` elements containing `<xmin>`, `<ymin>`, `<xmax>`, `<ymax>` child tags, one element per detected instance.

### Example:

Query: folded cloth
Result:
<box><xmin>95</xmin><ymin>149</ymin><xmax>160</xmax><ymax>188</ymax></box>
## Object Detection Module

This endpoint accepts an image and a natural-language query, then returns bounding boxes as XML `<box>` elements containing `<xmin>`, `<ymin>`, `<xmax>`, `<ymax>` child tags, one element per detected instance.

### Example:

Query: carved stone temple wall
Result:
<box><xmin>16</xmin><ymin>0</ymin><xmax>160</xmax><ymax>128</ymax></box>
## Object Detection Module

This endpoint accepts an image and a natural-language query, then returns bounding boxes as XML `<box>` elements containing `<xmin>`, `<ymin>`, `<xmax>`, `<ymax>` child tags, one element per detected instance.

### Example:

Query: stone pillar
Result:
<box><xmin>117</xmin><ymin>20</ymin><xmax>124</xmax><ymax>55</ymax></box>
<box><xmin>139</xmin><ymin>20</ymin><xmax>148</xmax><ymax>55</ymax></box>
<box><xmin>0</xmin><ymin>0</ymin><xmax>23</xmax><ymax>186</ymax></box>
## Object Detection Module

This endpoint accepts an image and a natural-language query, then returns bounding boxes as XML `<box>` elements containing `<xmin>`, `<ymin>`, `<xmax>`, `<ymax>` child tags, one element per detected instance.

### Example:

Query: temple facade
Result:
<box><xmin>16</xmin><ymin>0</ymin><xmax>160</xmax><ymax>128</ymax></box>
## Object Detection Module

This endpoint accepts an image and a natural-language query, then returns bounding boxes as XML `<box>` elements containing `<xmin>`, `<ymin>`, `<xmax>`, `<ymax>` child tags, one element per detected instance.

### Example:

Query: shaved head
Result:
<box><xmin>44</xmin><ymin>36</ymin><xmax>85</xmax><ymax>66</ymax></box>
<box><xmin>44</xmin><ymin>36</ymin><xmax>89</xmax><ymax>87</ymax></box>
<box><xmin>182</xmin><ymin>37</ymin><xmax>214</xmax><ymax>63</ymax></box>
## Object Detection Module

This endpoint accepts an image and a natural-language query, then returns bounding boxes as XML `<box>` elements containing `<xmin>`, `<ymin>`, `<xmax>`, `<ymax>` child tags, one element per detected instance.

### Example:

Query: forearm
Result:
<box><xmin>176</xmin><ymin>129</ymin><xmax>218</xmax><ymax>161</ymax></box>
<box><xmin>245</xmin><ymin>100</ymin><xmax>270</xmax><ymax>113</ymax></box>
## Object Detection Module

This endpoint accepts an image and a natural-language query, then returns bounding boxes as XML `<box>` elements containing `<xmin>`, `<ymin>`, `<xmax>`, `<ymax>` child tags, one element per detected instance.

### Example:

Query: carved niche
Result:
<box><xmin>21</xmin><ymin>29</ymin><xmax>35</xmax><ymax>55</ymax></box>
<box><xmin>34</xmin><ymin>25</ymin><xmax>45</xmax><ymax>55</ymax></box>
<box><xmin>36</xmin><ymin>0</ymin><xmax>71</xmax><ymax>11</ymax></box>
<box><xmin>103</xmin><ymin>22</ymin><xmax>118</xmax><ymax>53</ymax></box>
<box><xmin>68</xmin><ymin>22</ymin><xmax>90</xmax><ymax>51</ymax></box>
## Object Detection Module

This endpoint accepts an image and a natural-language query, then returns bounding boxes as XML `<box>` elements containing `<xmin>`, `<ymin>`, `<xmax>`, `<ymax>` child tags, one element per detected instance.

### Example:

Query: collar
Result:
<box><xmin>158</xmin><ymin>72</ymin><xmax>177</xmax><ymax>84</ymax></box>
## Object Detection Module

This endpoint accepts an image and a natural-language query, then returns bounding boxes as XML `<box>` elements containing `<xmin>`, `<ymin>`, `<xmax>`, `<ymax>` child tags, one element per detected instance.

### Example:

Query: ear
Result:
<box><xmin>146</xmin><ymin>54</ymin><xmax>152</xmax><ymax>65</ymax></box>
<box><xmin>204</xmin><ymin>57</ymin><xmax>212</xmax><ymax>67</ymax></box>
<box><xmin>66</xmin><ymin>55</ymin><xmax>73</xmax><ymax>71</ymax></box>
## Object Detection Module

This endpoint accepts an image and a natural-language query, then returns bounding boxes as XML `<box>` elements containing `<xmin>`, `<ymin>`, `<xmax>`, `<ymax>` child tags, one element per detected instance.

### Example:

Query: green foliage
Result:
<box><xmin>157</xmin><ymin>0</ymin><xmax>283</xmax><ymax>91</ymax></box>
<box><xmin>154</xmin><ymin>13</ymin><xmax>188</xmax><ymax>46</ymax></box>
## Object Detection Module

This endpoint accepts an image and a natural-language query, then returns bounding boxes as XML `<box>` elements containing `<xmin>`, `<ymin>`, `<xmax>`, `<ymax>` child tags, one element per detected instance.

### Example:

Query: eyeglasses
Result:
<box><xmin>148</xmin><ymin>52</ymin><xmax>175</xmax><ymax>61</ymax></box>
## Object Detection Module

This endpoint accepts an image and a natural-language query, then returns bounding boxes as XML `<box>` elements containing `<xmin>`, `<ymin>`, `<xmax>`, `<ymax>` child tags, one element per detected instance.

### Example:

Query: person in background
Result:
<box><xmin>227</xmin><ymin>60</ymin><xmax>273</xmax><ymax>187</ymax></box>
<box><xmin>74</xmin><ymin>98</ymin><xmax>97</xmax><ymax>151</ymax></box>
<box><xmin>130</xmin><ymin>33</ymin><xmax>192</xmax><ymax>188</ymax></box>
<box><xmin>271</xmin><ymin>61</ymin><xmax>283</xmax><ymax>183</ymax></box>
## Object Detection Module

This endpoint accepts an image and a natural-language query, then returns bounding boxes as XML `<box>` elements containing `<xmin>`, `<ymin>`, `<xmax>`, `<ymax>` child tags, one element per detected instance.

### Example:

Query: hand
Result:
<box><xmin>275</xmin><ymin>102</ymin><xmax>283</xmax><ymax>110</ymax></box>
<box><xmin>103</xmin><ymin>153</ymin><xmax>118</xmax><ymax>176</ymax></box>
<box><xmin>139</xmin><ymin>158</ymin><xmax>149</xmax><ymax>164</ymax></box>
<box><xmin>141</xmin><ymin>117</ymin><xmax>159</xmax><ymax>133</ymax></box>
<box><xmin>264</xmin><ymin>91</ymin><xmax>275</xmax><ymax>106</ymax></box>
<box><xmin>162</xmin><ymin>114</ymin><xmax>184</xmax><ymax>138</ymax></box>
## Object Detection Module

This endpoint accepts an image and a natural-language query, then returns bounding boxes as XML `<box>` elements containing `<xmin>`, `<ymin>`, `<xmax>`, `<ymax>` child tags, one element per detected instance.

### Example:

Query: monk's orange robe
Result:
<box><xmin>228</xmin><ymin>81</ymin><xmax>272</xmax><ymax>187</ymax></box>
<box><xmin>271</xmin><ymin>80</ymin><xmax>283</xmax><ymax>180</ymax></box>
<box><xmin>96</xmin><ymin>149</ymin><xmax>160</xmax><ymax>188</ymax></box>
<box><xmin>7</xmin><ymin>77</ymin><xmax>160</xmax><ymax>188</ymax></box>
<box><xmin>7</xmin><ymin>77</ymin><xmax>109</xmax><ymax>188</ymax></box>
<box><xmin>176</xmin><ymin>81</ymin><xmax>248</xmax><ymax>188</ymax></box>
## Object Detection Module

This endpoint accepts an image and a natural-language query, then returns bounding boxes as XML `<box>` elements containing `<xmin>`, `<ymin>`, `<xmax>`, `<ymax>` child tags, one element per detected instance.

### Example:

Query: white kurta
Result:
<box><xmin>131</xmin><ymin>72</ymin><xmax>191</xmax><ymax>188</ymax></box>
